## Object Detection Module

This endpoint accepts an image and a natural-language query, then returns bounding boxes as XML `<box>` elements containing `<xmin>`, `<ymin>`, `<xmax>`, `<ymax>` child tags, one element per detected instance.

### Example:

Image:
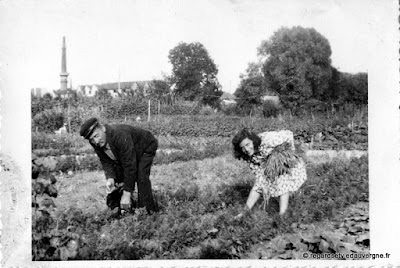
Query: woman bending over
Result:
<box><xmin>232</xmin><ymin>129</ymin><xmax>307</xmax><ymax>217</ymax></box>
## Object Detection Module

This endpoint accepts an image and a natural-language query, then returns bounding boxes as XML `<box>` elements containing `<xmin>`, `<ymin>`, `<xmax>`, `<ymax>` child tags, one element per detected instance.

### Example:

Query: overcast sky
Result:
<box><xmin>0</xmin><ymin>0</ymin><xmax>383</xmax><ymax>95</ymax></box>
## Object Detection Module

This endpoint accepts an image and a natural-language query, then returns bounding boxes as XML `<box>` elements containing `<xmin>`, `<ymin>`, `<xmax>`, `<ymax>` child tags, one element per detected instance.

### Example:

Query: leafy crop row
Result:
<box><xmin>34</xmin><ymin>140</ymin><xmax>231</xmax><ymax>173</ymax></box>
<box><xmin>32</xmin><ymin>135</ymin><xmax>229</xmax><ymax>157</ymax></box>
<box><xmin>32</xmin><ymin>156</ymin><xmax>80</xmax><ymax>260</ymax></box>
<box><xmin>32</xmin><ymin>114</ymin><xmax>367</xmax><ymax>156</ymax></box>
<box><xmin>33</xmin><ymin>156</ymin><xmax>369</xmax><ymax>260</ymax></box>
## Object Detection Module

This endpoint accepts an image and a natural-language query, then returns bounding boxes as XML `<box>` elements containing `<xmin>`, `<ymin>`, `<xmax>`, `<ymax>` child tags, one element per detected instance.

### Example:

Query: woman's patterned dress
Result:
<box><xmin>248</xmin><ymin>130</ymin><xmax>307</xmax><ymax>199</ymax></box>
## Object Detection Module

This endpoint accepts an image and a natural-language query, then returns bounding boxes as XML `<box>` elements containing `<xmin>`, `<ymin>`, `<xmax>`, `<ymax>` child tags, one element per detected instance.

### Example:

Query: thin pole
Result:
<box><xmin>148</xmin><ymin>99</ymin><xmax>151</xmax><ymax>122</ymax></box>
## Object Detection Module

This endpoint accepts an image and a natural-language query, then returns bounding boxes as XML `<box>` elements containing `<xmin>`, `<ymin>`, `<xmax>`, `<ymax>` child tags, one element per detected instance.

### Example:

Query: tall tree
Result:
<box><xmin>234</xmin><ymin>75</ymin><xmax>265</xmax><ymax>115</ymax></box>
<box><xmin>168</xmin><ymin>42</ymin><xmax>219</xmax><ymax>101</ymax></box>
<box><xmin>239</xmin><ymin>60</ymin><xmax>263</xmax><ymax>80</ymax></box>
<box><xmin>341</xmin><ymin>72</ymin><xmax>368</xmax><ymax>105</ymax></box>
<box><xmin>258</xmin><ymin>26</ymin><xmax>333</xmax><ymax>110</ymax></box>
<box><xmin>200</xmin><ymin>74</ymin><xmax>223</xmax><ymax>108</ymax></box>
<box><xmin>149</xmin><ymin>79</ymin><xmax>170</xmax><ymax>101</ymax></box>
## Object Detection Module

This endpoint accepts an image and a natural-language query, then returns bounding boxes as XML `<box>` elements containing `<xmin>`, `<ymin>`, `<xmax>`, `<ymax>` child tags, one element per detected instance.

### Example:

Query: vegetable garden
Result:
<box><xmin>32</xmin><ymin>110</ymin><xmax>369</xmax><ymax>260</ymax></box>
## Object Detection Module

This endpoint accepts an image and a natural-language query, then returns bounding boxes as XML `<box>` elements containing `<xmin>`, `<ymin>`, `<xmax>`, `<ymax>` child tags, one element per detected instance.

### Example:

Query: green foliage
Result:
<box><xmin>234</xmin><ymin>76</ymin><xmax>265</xmax><ymax>115</ymax></box>
<box><xmin>32</xmin><ymin>109</ymin><xmax>65</xmax><ymax>133</ymax></box>
<box><xmin>258</xmin><ymin>26</ymin><xmax>333</xmax><ymax>109</ymax></box>
<box><xmin>323</xmin><ymin>69</ymin><xmax>368</xmax><ymax>105</ymax></box>
<box><xmin>94</xmin><ymin>88</ymin><xmax>112</xmax><ymax>102</ymax></box>
<box><xmin>168</xmin><ymin>42</ymin><xmax>219</xmax><ymax>101</ymax></box>
<box><xmin>102</xmin><ymin>98</ymin><xmax>204</xmax><ymax>118</ymax></box>
<box><xmin>43</xmin><ymin>93</ymin><xmax>53</xmax><ymax>101</ymax></box>
<box><xmin>32</xmin><ymin>113</ymin><xmax>368</xmax><ymax>160</ymax></box>
<box><xmin>198</xmin><ymin>105</ymin><xmax>215</xmax><ymax>116</ymax></box>
<box><xmin>340</xmin><ymin>72</ymin><xmax>368</xmax><ymax>105</ymax></box>
<box><xmin>33</xmin><ymin>137</ymin><xmax>232</xmax><ymax>172</ymax></box>
<box><xmin>262</xmin><ymin>100</ymin><xmax>281</xmax><ymax>118</ymax></box>
<box><xmin>221</xmin><ymin>104</ymin><xmax>240</xmax><ymax>116</ymax></box>
<box><xmin>254</xmin><ymin>202</ymin><xmax>369</xmax><ymax>259</ymax></box>
<box><xmin>32</xmin><ymin>156</ymin><xmax>81</xmax><ymax>261</ymax></box>
<box><xmin>32</xmin><ymin>132</ymin><xmax>88</xmax><ymax>153</ymax></box>
<box><xmin>200</xmin><ymin>80</ymin><xmax>223</xmax><ymax>109</ymax></box>
<box><xmin>149</xmin><ymin>79</ymin><xmax>171</xmax><ymax>101</ymax></box>
<box><xmin>240</xmin><ymin>60</ymin><xmax>263</xmax><ymax>79</ymax></box>
<box><xmin>32</xmin><ymin>156</ymin><xmax>368</xmax><ymax>260</ymax></box>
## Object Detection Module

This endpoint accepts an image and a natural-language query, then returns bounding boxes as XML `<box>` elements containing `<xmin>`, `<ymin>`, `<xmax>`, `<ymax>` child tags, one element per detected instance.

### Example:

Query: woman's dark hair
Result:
<box><xmin>232</xmin><ymin>128</ymin><xmax>261</xmax><ymax>160</ymax></box>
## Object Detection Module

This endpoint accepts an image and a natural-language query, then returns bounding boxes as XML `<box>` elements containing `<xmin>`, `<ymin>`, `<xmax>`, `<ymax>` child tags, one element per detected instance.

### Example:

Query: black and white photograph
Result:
<box><xmin>0</xmin><ymin>0</ymin><xmax>399</xmax><ymax>266</ymax></box>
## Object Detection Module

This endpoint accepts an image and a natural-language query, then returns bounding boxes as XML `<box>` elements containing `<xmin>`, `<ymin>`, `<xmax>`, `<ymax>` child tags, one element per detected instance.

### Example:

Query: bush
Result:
<box><xmin>262</xmin><ymin>100</ymin><xmax>281</xmax><ymax>118</ymax></box>
<box><xmin>198</xmin><ymin>105</ymin><xmax>215</xmax><ymax>116</ymax></box>
<box><xmin>33</xmin><ymin>109</ymin><xmax>65</xmax><ymax>133</ymax></box>
<box><xmin>221</xmin><ymin>104</ymin><xmax>239</xmax><ymax>116</ymax></box>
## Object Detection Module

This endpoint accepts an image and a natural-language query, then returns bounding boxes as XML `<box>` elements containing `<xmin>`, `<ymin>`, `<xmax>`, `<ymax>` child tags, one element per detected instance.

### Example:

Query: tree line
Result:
<box><xmin>168</xmin><ymin>26</ymin><xmax>367</xmax><ymax>114</ymax></box>
<box><xmin>34</xmin><ymin>25</ymin><xmax>367</xmax><ymax>117</ymax></box>
<box><xmin>235</xmin><ymin>26</ymin><xmax>367</xmax><ymax>115</ymax></box>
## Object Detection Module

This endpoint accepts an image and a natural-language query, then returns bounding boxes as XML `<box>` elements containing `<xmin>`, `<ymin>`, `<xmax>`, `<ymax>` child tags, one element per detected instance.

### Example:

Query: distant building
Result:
<box><xmin>78</xmin><ymin>81</ymin><xmax>156</xmax><ymax>98</ymax></box>
<box><xmin>261</xmin><ymin>95</ymin><xmax>280</xmax><ymax>105</ymax></box>
<box><xmin>31</xmin><ymin>88</ymin><xmax>42</xmax><ymax>98</ymax></box>
<box><xmin>220</xmin><ymin>91</ymin><xmax>237</xmax><ymax>106</ymax></box>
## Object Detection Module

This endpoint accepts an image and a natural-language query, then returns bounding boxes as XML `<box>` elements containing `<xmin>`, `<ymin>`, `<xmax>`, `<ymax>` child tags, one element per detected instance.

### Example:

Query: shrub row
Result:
<box><xmin>32</xmin><ymin>99</ymin><xmax>204</xmax><ymax>132</ymax></box>
<box><xmin>32</xmin><ymin>134</ymin><xmax>231</xmax><ymax>157</ymax></box>
<box><xmin>35</xmin><ymin>141</ymin><xmax>232</xmax><ymax>173</ymax></box>
<box><xmin>124</xmin><ymin>116</ymin><xmax>368</xmax><ymax>149</ymax></box>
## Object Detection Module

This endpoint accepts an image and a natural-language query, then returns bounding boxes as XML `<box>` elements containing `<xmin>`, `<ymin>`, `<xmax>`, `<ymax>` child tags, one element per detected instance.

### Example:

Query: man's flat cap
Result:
<box><xmin>80</xmin><ymin>117</ymin><xmax>99</xmax><ymax>139</ymax></box>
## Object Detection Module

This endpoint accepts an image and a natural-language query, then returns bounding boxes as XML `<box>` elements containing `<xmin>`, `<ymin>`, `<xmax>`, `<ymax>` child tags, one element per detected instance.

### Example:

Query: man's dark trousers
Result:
<box><xmin>137</xmin><ymin>152</ymin><xmax>158</xmax><ymax>211</ymax></box>
<box><xmin>114</xmin><ymin>147</ymin><xmax>158</xmax><ymax>213</ymax></box>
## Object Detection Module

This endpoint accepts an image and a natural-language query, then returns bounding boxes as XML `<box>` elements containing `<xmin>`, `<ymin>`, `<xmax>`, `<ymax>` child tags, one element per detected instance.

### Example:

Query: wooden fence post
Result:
<box><xmin>148</xmin><ymin>99</ymin><xmax>151</xmax><ymax>122</ymax></box>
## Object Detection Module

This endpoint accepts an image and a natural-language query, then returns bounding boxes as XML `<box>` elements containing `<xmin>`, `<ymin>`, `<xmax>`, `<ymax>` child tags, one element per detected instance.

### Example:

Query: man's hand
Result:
<box><xmin>120</xmin><ymin>190</ymin><xmax>132</xmax><ymax>211</ymax></box>
<box><xmin>106</xmin><ymin>178</ymin><xmax>115</xmax><ymax>194</ymax></box>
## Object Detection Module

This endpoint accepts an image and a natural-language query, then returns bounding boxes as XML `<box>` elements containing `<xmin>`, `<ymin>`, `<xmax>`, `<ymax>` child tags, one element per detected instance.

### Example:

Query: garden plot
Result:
<box><xmin>43</xmin><ymin>153</ymin><xmax>369</xmax><ymax>260</ymax></box>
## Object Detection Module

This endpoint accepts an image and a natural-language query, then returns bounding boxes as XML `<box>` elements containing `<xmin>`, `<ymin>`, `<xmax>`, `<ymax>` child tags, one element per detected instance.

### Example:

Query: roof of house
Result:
<box><xmin>78</xmin><ymin>81</ymin><xmax>153</xmax><ymax>92</ymax></box>
<box><xmin>98</xmin><ymin>81</ymin><xmax>152</xmax><ymax>91</ymax></box>
<box><xmin>220</xmin><ymin>91</ymin><xmax>237</xmax><ymax>100</ymax></box>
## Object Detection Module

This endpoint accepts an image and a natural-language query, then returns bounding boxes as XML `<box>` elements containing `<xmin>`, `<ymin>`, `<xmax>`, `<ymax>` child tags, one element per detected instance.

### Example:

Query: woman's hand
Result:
<box><xmin>234</xmin><ymin>206</ymin><xmax>251</xmax><ymax>220</ymax></box>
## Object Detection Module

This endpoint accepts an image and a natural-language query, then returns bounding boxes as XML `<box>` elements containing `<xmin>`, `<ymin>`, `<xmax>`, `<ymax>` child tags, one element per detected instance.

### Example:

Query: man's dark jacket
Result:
<box><xmin>91</xmin><ymin>124</ymin><xmax>158</xmax><ymax>192</ymax></box>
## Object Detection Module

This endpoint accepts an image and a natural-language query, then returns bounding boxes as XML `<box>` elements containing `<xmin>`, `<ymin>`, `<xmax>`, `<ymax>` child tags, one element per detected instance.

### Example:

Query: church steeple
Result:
<box><xmin>60</xmin><ymin>36</ymin><xmax>69</xmax><ymax>91</ymax></box>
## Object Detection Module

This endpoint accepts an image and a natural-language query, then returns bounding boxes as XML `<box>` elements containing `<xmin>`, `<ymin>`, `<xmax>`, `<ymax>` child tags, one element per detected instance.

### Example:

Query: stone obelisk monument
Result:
<box><xmin>60</xmin><ymin>36</ymin><xmax>69</xmax><ymax>91</ymax></box>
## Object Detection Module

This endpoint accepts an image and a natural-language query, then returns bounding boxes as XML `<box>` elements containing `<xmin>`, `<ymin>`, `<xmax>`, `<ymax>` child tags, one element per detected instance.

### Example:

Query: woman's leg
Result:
<box><xmin>246</xmin><ymin>188</ymin><xmax>261</xmax><ymax>210</ymax></box>
<box><xmin>279</xmin><ymin>192</ymin><xmax>289</xmax><ymax>215</ymax></box>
